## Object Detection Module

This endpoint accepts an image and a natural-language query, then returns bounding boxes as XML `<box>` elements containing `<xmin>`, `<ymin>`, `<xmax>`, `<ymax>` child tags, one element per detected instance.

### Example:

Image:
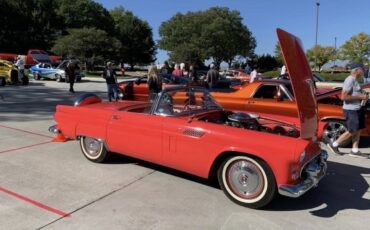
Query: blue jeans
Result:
<box><xmin>107</xmin><ymin>84</ymin><xmax>119</xmax><ymax>101</ymax></box>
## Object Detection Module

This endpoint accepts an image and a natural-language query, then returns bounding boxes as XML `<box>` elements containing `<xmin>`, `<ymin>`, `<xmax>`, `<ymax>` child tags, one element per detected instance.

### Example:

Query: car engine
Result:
<box><xmin>198</xmin><ymin>111</ymin><xmax>300</xmax><ymax>137</ymax></box>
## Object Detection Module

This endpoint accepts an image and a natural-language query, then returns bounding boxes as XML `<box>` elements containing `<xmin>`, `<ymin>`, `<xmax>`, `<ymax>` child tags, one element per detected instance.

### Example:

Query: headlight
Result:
<box><xmin>299</xmin><ymin>151</ymin><xmax>306</xmax><ymax>163</ymax></box>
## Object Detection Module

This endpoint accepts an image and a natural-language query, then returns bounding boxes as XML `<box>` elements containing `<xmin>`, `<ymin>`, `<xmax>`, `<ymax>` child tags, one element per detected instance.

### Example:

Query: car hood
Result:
<box><xmin>277</xmin><ymin>29</ymin><xmax>318</xmax><ymax>141</ymax></box>
<box><xmin>316</xmin><ymin>88</ymin><xmax>342</xmax><ymax>100</ymax></box>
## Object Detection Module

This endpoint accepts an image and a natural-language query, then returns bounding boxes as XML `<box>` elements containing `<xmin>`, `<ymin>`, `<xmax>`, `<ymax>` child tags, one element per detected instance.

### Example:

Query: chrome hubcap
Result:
<box><xmin>84</xmin><ymin>137</ymin><xmax>102</xmax><ymax>157</ymax></box>
<box><xmin>324</xmin><ymin>122</ymin><xmax>347</xmax><ymax>143</ymax></box>
<box><xmin>227</xmin><ymin>160</ymin><xmax>264</xmax><ymax>199</ymax></box>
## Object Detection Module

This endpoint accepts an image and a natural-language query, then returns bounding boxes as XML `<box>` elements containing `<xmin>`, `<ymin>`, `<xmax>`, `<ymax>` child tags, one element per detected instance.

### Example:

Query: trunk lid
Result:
<box><xmin>277</xmin><ymin>29</ymin><xmax>318</xmax><ymax>141</ymax></box>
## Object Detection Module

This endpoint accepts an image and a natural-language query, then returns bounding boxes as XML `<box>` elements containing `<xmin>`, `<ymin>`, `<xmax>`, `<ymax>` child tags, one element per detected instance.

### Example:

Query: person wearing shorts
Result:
<box><xmin>327</xmin><ymin>62</ymin><xmax>369</xmax><ymax>158</ymax></box>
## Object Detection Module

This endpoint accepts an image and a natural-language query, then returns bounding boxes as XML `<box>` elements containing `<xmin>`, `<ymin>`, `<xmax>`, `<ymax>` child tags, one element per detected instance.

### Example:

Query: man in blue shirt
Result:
<box><xmin>327</xmin><ymin>62</ymin><xmax>369</xmax><ymax>158</ymax></box>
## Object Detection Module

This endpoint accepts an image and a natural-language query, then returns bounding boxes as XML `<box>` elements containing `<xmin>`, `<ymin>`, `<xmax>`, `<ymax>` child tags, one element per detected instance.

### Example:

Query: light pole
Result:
<box><xmin>333</xmin><ymin>37</ymin><xmax>337</xmax><ymax>68</ymax></box>
<box><xmin>314</xmin><ymin>2</ymin><xmax>320</xmax><ymax>71</ymax></box>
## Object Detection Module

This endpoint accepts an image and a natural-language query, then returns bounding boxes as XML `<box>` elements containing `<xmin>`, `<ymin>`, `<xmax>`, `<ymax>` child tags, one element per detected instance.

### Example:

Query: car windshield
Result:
<box><xmin>31</xmin><ymin>51</ymin><xmax>50</xmax><ymax>63</ymax></box>
<box><xmin>161</xmin><ymin>74</ymin><xmax>190</xmax><ymax>84</ymax></box>
<box><xmin>313</xmin><ymin>73</ymin><xmax>325</xmax><ymax>82</ymax></box>
<box><xmin>154</xmin><ymin>87</ymin><xmax>222</xmax><ymax>116</ymax></box>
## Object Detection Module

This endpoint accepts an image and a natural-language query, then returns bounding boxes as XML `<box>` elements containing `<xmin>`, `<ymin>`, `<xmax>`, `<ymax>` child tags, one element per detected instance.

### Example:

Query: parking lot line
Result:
<box><xmin>0</xmin><ymin>141</ymin><xmax>51</xmax><ymax>154</ymax></box>
<box><xmin>0</xmin><ymin>124</ymin><xmax>53</xmax><ymax>139</ymax></box>
<box><xmin>0</xmin><ymin>186</ymin><xmax>70</xmax><ymax>217</ymax></box>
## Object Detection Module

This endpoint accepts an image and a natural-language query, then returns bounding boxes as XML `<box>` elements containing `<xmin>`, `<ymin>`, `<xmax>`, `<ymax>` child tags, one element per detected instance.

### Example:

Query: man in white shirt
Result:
<box><xmin>249</xmin><ymin>68</ymin><xmax>257</xmax><ymax>83</ymax></box>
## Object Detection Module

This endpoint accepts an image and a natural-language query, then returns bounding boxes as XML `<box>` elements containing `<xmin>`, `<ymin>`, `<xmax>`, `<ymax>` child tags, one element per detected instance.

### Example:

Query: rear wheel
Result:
<box><xmin>217</xmin><ymin>155</ymin><xmax>276</xmax><ymax>209</ymax></box>
<box><xmin>322</xmin><ymin>120</ymin><xmax>351</xmax><ymax>147</ymax></box>
<box><xmin>80</xmin><ymin>136</ymin><xmax>110</xmax><ymax>163</ymax></box>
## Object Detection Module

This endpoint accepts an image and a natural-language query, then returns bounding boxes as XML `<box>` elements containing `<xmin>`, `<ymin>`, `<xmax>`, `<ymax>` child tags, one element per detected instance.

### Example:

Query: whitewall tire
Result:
<box><xmin>217</xmin><ymin>155</ymin><xmax>276</xmax><ymax>208</ymax></box>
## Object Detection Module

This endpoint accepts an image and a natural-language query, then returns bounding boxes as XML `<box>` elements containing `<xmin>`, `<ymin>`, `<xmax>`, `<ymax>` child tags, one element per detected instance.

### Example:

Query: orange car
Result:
<box><xmin>223</xmin><ymin>69</ymin><xmax>251</xmax><ymax>82</ymax></box>
<box><xmin>211</xmin><ymin>79</ymin><xmax>370</xmax><ymax>146</ymax></box>
<box><xmin>119</xmin><ymin>77</ymin><xmax>369</xmax><ymax>146</ymax></box>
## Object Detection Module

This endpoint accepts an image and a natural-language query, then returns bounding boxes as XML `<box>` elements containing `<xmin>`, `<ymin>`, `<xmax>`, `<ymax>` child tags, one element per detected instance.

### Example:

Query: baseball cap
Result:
<box><xmin>350</xmin><ymin>62</ymin><xmax>364</xmax><ymax>70</ymax></box>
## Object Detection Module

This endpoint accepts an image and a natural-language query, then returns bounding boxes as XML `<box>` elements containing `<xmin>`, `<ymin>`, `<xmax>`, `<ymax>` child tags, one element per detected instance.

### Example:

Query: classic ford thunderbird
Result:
<box><xmin>49</xmin><ymin>29</ymin><xmax>327</xmax><ymax>208</ymax></box>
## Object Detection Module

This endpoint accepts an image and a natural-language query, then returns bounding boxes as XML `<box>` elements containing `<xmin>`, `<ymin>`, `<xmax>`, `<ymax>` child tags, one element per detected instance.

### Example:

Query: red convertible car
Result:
<box><xmin>49</xmin><ymin>29</ymin><xmax>327</xmax><ymax>208</ymax></box>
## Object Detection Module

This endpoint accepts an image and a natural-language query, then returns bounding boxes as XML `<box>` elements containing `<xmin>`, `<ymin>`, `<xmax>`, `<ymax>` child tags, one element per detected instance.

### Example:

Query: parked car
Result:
<box><xmin>49</xmin><ymin>29</ymin><xmax>327</xmax><ymax>208</ymax></box>
<box><xmin>0</xmin><ymin>60</ymin><xmax>28</xmax><ymax>86</ymax></box>
<box><xmin>30</xmin><ymin>60</ymin><xmax>84</xmax><ymax>82</ymax></box>
<box><xmin>118</xmin><ymin>74</ymin><xmax>236</xmax><ymax>101</ymax></box>
<box><xmin>223</xmin><ymin>69</ymin><xmax>251</xmax><ymax>82</ymax></box>
<box><xmin>210</xmin><ymin>79</ymin><xmax>370</xmax><ymax>146</ymax></box>
<box><xmin>30</xmin><ymin>63</ymin><xmax>64</xmax><ymax>81</ymax></box>
<box><xmin>118</xmin><ymin>71</ymin><xmax>369</xmax><ymax>146</ymax></box>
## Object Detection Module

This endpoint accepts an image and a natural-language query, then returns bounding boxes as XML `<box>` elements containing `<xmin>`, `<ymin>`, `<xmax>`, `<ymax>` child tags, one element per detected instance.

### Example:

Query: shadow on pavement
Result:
<box><xmin>106</xmin><ymin>152</ymin><xmax>219</xmax><ymax>188</ymax></box>
<box><xmin>265</xmin><ymin>161</ymin><xmax>370</xmax><ymax>217</ymax></box>
<box><xmin>0</xmin><ymin>82</ymin><xmax>107</xmax><ymax>122</ymax></box>
<box><xmin>107</xmin><ymin>153</ymin><xmax>370</xmax><ymax>217</ymax></box>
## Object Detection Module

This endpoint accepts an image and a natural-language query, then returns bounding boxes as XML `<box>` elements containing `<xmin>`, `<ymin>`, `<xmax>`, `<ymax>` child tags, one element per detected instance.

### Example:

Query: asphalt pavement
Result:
<box><xmin>0</xmin><ymin>77</ymin><xmax>369</xmax><ymax>230</ymax></box>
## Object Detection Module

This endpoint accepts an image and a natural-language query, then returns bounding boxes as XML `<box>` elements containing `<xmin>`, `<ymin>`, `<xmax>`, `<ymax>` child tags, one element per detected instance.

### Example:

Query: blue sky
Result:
<box><xmin>96</xmin><ymin>0</ymin><xmax>369</xmax><ymax>64</ymax></box>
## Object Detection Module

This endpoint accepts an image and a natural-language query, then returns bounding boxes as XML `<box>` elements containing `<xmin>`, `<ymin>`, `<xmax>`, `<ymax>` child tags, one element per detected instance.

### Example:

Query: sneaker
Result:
<box><xmin>349</xmin><ymin>151</ymin><xmax>369</xmax><ymax>159</ymax></box>
<box><xmin>326</xmin><ymin>143</ymin><xmax>345</xmax><ymax>156</ymax></box>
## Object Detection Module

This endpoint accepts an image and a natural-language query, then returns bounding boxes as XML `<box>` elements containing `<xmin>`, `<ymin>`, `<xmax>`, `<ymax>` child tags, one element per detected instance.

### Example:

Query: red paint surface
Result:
<box><xmin>0</xmin><ymin>186</ymin><xmax>70</xmax><ymax>217</ymax></box>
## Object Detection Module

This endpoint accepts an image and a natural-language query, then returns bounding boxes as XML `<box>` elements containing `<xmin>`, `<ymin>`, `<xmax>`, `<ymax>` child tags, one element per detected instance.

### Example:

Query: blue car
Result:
<box><xmin>30</xmin><ymin>61</ymin><xmax>85</xmax><ymax>82</ymax></box>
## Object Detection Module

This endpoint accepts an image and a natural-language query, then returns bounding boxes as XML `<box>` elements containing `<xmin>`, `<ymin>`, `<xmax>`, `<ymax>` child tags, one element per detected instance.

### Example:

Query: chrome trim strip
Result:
<box><xmin>278</xmin><ymin>150</ymin><xmax>328</xmax><ymax>198</ymax></box>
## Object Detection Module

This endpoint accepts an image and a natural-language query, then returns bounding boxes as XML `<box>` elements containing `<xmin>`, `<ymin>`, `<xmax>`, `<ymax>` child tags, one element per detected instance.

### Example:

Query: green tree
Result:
<box><xmin>306</xmin><ymin>45</ymin><xmax>335</xmax><ymax>71</ymax></box>
<box><xmin>246</xmin><ymin>54</ymin><xmax>278</xmax><ymax>72</ymax></box>
<box><xmin>340</xmin><ymin>32</ymin><xmax>370</xmax><ymax>63</ymax></box>
<box><xmin>201</xmin><ymin>7</ymin><xmax>256</xmax><ymax>67</ymax></box>
<box><xmin>274</xmin><ymin>42</ymin><xmax>283</xmax><ymax>66</ymax></box>
<box><xmin>0</xmin><ymin>0</ymin><xmax>62</xmax><ymax>53</ymax></box>
<box><xmin>51</xmin><ymin>28</ymin><xmax>121</xmax><ymax>70</ymax></box>
<box><xmin>110</xmin><ymin>6</ymin><xmax>156</xmax><ymax>70</ymax></box>
<box><xmin>158</xmin><ymin>7</ymin><xmax>255</xmax><ymax>67</ymax></box>
<box><xmin>56</xmin><ymin>0</ymin><xmax>115</xmax><ymax>34</ymax></box>
<box><xmin>159</xmin><ymin>12</ymin><xmax>208</xmax><ymax>66</ymax></box>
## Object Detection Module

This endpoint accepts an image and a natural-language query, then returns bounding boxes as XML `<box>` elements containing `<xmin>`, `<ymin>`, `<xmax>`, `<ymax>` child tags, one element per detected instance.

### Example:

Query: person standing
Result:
<box><xmin>15</xmin><ymin>56</ymin><xmax>25</xmax><ymax>83</ymax></box>
<box><xmin>364</xmin><ymin>63</ymin><xmax>370</xmax><ymax>84</ymax></box>
<box><xmin>206</xmin><ymin>64</ymin><xmax>219</xmax><ymax>90</ymax></box>
<box><xmin>160</xmin><ymin>61</ymin><xmax>171</xmax><ymax>74</ymax></box>
<box><xmin>65</xmin><ymin>60</ymin><xmax>76</xmax><ymax>93</ymax></box>
<box><xmin>188</xmin><ymin>65</ymin><xmax>196</xmax><ymax>83</ymax></box>
<box><xmin>147</xmin><ymin>65</ymin><xmax>162</xmax><ymax>102</ymax></box>
<box><xmin>280</xmin><ymin>65</ymin><xmax>287</xmax><ymax>75</ymax></box>
<box><xmin>172</xmin><ymin>64</ymin><xmax>183</xmax><ymax>76</ymax></box>
<box><xmin>327</xmin><ymin>63</ymin><xmax>369</xmax><ymax>158</ymax></box>
<box><xmin>102</xmin><ymin>62</ymin><xmax>119</xmax><ymax>101</ymax></box>
<box><xmin>249</xmin><ymin>66</ymin><xmax>258</xmax><ymax>83</ymax></box>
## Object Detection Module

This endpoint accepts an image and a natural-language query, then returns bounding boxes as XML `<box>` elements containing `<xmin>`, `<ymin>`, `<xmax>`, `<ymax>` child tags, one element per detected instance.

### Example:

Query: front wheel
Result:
<box><xmin>322</xmin><ymin>120</ymin><xmax>351</xmax><ymax>147</ymax></box>
<box><xmin>80</xmin><ymin>136</ymin><xmax>110</xmax><ymax>163</ymax></box>
<box><xmin>56</xmin><ymin>74</ymin><xmax>63</xmax><ymax>82</ymax></box>
<box><xmin>34</xmin><ymin>72</ymin><xmax>41</xmax><ymax>80</ymax></box>
<box><xmin>217</xmin><ymin>155</ymin><xmax>276</xmax><ymax>209</ymax></box>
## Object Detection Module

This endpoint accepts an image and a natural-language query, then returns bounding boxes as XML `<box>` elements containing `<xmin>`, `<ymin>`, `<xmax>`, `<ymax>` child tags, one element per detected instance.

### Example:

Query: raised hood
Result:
<box><xmin>277</xmin><ymin>29</ymin><xmax>318</xmax><ymax>141</ymax></box>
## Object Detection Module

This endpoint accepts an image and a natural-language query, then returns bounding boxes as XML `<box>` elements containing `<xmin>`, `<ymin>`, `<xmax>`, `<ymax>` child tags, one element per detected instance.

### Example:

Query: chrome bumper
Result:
<box><xmin>48</xmin><ymin>125</ymin><xmax>60</xmax><ymax>134</ymax></box>
<box><xmin>278</xmin><ymin>150</ymin><xmax>328</xmax><ymax>198</ymax></box>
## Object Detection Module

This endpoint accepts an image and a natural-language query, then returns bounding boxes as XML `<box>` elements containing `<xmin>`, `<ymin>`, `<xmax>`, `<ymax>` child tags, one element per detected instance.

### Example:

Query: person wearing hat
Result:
<box><xmin>102</xmin><ymin>62</ymin><xmax>118</xmax><ymax>101</ymax></box>
<box><xmin>327</xmin><ymin>62</ymin><xmax>369</xmax><ymax>158</ymax></box>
